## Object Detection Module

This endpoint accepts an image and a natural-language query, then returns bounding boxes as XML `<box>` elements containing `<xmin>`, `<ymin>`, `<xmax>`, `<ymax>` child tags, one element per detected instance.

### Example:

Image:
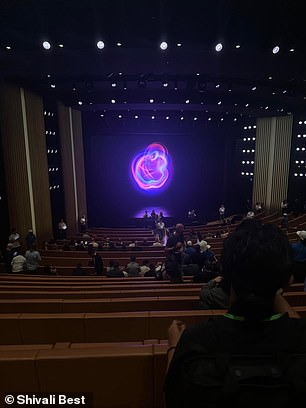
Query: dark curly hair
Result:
<box><xmin>221</xmin><ymin>219</ymin><xmax>292</xmax><ymax>320</ymax></box>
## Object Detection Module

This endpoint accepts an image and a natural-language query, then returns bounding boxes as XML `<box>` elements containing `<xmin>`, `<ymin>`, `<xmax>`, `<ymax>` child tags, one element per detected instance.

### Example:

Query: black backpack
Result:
<box><xmin>175</xmin><ymin>352</ymin><xmax>306</xmax><ymax>407</ymax></box>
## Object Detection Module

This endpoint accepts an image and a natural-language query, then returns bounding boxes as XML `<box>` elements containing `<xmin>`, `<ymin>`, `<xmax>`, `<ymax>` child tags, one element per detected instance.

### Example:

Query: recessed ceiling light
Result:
<box><xmin>290</xmin><ymin>48</ymin><xmax>295</xmax><ymax>52</ymax></box>
<box><xmin>185</xmin><ymin>99</ymin><xmax>190</xmax><ymax>104</ymax></box>
<box><xmin>166</xmin><ymin>116</ymin><xmax>169</xmax><ymax>119</ymax></box>
<box><xmin>97</xmin><ymin>41</ymin><xmax>105</xmax><ymax>49</ymax></box>
<box><xmin>245</xmin><ymin>103</ymin><xmax>249</xmax><ymax>107</ymax></box>
<box><xmin>118</xmin><ymin>115</ymin><xmax>122</xmax><ymax>118</ymax></box>
<box><xmin>218</xmin><ymin>101</ymin><xmax>222</xmax><ymax>105</ymax></box>
<box><xmin>180</xmin><ymin>117</ymin><xmax>184</xmax><ymax>120</ymax></box>
<box><xmin>235</xmin><ymin>44</ymin><xmax>241</xmax><ymax>49</ymax></box>
<box><xmin>111</xmin><ymin>99</ymin><xmax>116</xmax><ymax>104</ymax></box>
<box><xmin>216</xmin><ymin>84</ymin><xmax>220</xmax><ymax>88</ymax></box>
<box><xmin>134</xmin><ymin>115</ymin><xmax>138</xmax><ymax>119</ymax></box>
<box><xmin>194</xmin><ymin>117</ymin><xmax>197</xmax><ymax>120</ymax></box>
<box><xmin>111</xmin><ymin>83</ymin><xmax>117</xmax><ymax>87</ymax></box>
<box><xmin>50</xmin><ymin>84</ymin><xmax>56</xmax><ymax>88</ymax></box>
<box><xmin>208</xmin><ymin>117</ymin><xmax>212</xmax><ymax>121</ymax></box>
<box><xmin>151</xmin><ymin>116</ymin><xmax>155</xmax><ymax>119</ymax></box>
<box><xmin>272</xmin><ymin>46</ymin><xmax>280</xmax><ymax>54</ymax></box>
<box><xmin>78</xmin><ymin>101</ymin><xmax>82</xmax><ymax>105</ymax></box>
<box><xmin>252</xmin><ymin>86</ymin><xmax>256</xmax><ymax>91</ymax></box>
<box><xmin>177</xmin><ymin>43</ymin><xmax>182</xmax><ymax>47</ymax></box>
<box><xmin>283</xmin><ymin>90</ymin><xmax>287</xmax><ymax>93</ymax></box>
<box><xmin>117</xmin><ymin>42</ymin><xmax>122</xmax><ymax>47</ymax></box>
<box><xmin>150</xmin><ymin>99</ymin><xmax>154</xmax><ymax>103</ymax></box>
<box><xmin>59</xmin><ymin>44</ymin><xmax>64</xmax><ymax>48</ymax></box>
<box><xmin>160</xmin><ymin>41</ymin><xmax>168</xmax><ymax>50</ymax></box>
<box><xmin>43</xmin><ymin>41</ymin><xmax>51</xmax><ymax>49</ymax></box>
<box><xmin>215</xmin><ymin>43</ymin><xmax>223</xmax><ymax>52</ymax></box>
<box><xmin>6</xmin><ymin>46</ymin><xmax>11</xmax><ymax>50</ymax></box>
<box><xmin>100</xmin><ymin>114</ymin><xmax>104</xmax><ymax>117</ymax></box>
<box><xmin>268</xmin><ymin>76</ymin><xmax>272</xmax><ymax>80</ymax></box>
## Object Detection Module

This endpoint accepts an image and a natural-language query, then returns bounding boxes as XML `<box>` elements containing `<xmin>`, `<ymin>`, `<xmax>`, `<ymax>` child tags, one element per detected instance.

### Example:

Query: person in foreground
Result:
<box><xmin>164</xmin><ymin>220</ymin><xmax>306</xmax><ymax>407</ymax></box>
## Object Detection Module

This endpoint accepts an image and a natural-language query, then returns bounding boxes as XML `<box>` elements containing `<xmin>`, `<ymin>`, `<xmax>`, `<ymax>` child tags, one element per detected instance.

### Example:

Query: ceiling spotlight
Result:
<box><xmin>111</xmin><ymin>83</ymin><xmax>117</xmax><ymax>88</ymax></box>
<box><xmin>272</xmin><ymin>46</ymin><xmax>280</xmax><ymax>54</ymax></box>
<box><xmin>78</xmin><ymin>101</ymin><xmax>82</xmax><ymax>105</ymax></box>
<box><xmin>290</xmin><ymin>48</ymin><xmax>295</xmax><ymax>52</ymax></box>
<box><xmin>134</xmin><ymin>115</ymin><xmax>138</xmax><ymax>119</ymax></box>
<box><xmin>245</xmin><ymin>103</ymin><xmax>249</xmax><ymax>107</ymax></box>
<box><xmin>100</xmin><ymin>114</ymin><xmax>104</xmax><ymax>117</ymax></box>
<box><xmin>177</xmin><ymin>43</ymin><xmax>182</xmax><ymax>47</ymax></box>
<box><xmin>97</xmin><ymin>41</ymin><xmax>105</xmax><ymax>49</ymax></box>
<box><xmin>43</xmin><ymin>41</ymin><xmax>51</xmax><ymax>50</ymax></box>
<box><xmin>235</xmin><ymin>44</ymin><xmax>241</xmax><ymax>49</ymax></box>
<box><xmin>283</xmin><ymin>90</ymin><xmax>287</xmax><ymax>94</ymax></box>
<box><xmin>194</xmin><ymin>117</ymin><xmax>197</xmax><ymax>120</ymax></box>
<box><xmin>268</xmin><ymin>76</ymin><xmax>272</xmax><ymax>80</ymax></box>
<box><xmin>208</xmin><ymin>117</ymin><xmax>212</xmax><ymax>121</ymax></box>
<box><xmin>151</xmin><ymin>116</ymin><xmax>155</xmax><ymax>119</ymax></box>
<box><xmin>118</xmin><ymin>115</ymin><xmax>122</xmax><ymax>118</ymax></box>
<box><xmin>252</xmin><ymin>86</ymin><xmax>256</xmax><ymax>91</ymax></box>
<box><xmin>160</xmin><ymin>41</ymin><xmax>168</xmax><ymax>50</ymax></box>
<box><xmin>185</xmin><ymin>99</ymin><xmax>190</xmax><ymax>104</ymax></box>
<box><xmin>215</xmin><ymin>84</ymin><xmax>220</xmax><ymax>88</ymax></box>
<box><xmin>58</xmin><ymin>44</ymin><xmax>64</xmax><ymax>48</ymax></box>
<box><xmin>117</xmin><ymin>42</ymin><xmax>122</xmax><ymax>47</ymax></box>
<box><xmin>163</xmin><ymin>81</ymin><xmax>168</xmax><ymax>88</ymax></box>
<box><xmin>218</xmin><ymin>101</ymin><xmax>222</xmax><ymax>105</ymax></box>
<box><xmin>166</xmin><ymin>116</ymin><xmax>169</xmax><ymax>120</ymax></box>
<box><xmin>265</xmin><ymin>106</ymin><xmax>269</xmax><ymax>109</ymax></box>
<box><xmin>111</xmin><ymin>99</ymin><xmax>116</xmax><ymax>104</ymax></box>
<box><xmin>149</xmin><ymin>99</ymin><xmax>154</xmax><ymax>103</ymax></box>
<box><xmin>215</xmin><ymin>43</ymin><xmax>223</xmax><ymax>52</ymax></box>
<box><xmin>180</xmin><ymin>117</ymin><xmax>184</xmax><ymax>120</ymax></box>
<box><xmin>50</xmin><ymin>84</ymin><xmax>56</xmax><ymax>88</ymax></box>
<box><xmin>6</xmin><ymin>46</ymin><xmax>11</xmax><ymax>50</ymax></box>
<box><xmin>220</xmin><ymin>118</ymin><xmax>224</xmax><ymax>121</ymax></box>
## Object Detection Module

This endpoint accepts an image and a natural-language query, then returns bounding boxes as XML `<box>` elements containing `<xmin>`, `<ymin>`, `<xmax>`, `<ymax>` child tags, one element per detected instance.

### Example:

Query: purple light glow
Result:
<box><xmin>132</xmin><ymin>143</ymin><xmax>171</xmax><ymax>191</ymax></box>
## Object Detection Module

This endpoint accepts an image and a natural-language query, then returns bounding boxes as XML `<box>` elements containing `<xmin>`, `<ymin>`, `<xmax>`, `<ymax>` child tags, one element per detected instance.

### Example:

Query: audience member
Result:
<box><xmin>25</xmin><ymin>245</ymin><xmax>41</xmax><ymax>273</ymax></box>
<box><xmin>140</xmin><ymin>259</ymin><xmax>150</xmax><ymax>277</ymax></box>
<box><xmin>281</xmin><ymin>199</ymin><xmax>288</xmax><ymax>215</ymax></box>
<box><xmin>79</xmin><ymin>214</ymin><xmax>87</xmax><ymax>233</ymax></box>
<box><xmin>92</xmin><ymin>251</ymin><xmax>103</xmax><ymax>276</ymax></box>
<box><xmin>58</xmin><ymin>218</ymin><xmax>67</xmax><ymax>239</ymax></box>
<box><xmin>152</xmin><ymin>236</ymin><xmax>163</xmax><ymax>247</ymax></box>
<box><xmin>144</xmin><ymin>263</ymin><xmax>158</xmax><ymax>278</ymax></box>
<box><xmin>25</xmin><ymin>229</ymin><xmax>37</xmax><ymax>249</ymax></box>
<box><xmin>44</xmin><ymin>265</ymin><xmax>58</xmax><ymax>275</ymax></box>
<box><xmin>164</xmin><ymin>220</ymin><xmax>304</xmax><ymax>407</ymax></box>
<box><xmin>280</xmin><ymin>212</ymin><xmax>289</xmax><ymax>229</ymax></box>
<box><xmin>165</xmin><ymin>223</ymin><xmax>185</xmax><ymax>283</ymax></box>
<box><xmin>8</xmin><ymin>228</ymin><xmax>21</xmax><ymax>249</ymax></box>
<box><xmin>106</xmin><ymin>261</ymin><xmax>125</xmax><ymax>278</ymax></box>
<box><xmin>291</xmin><ymin>230</ymin><xmax>306</xmax><ymax>282</ymax></box>
<box><xmin>125</xmin><ymin>256</ymin><xmax>141</xmax><ymax>277</ymax></box>
<box><xmin>219</xmin><ymin>203</ymin><xmax>225</xmax><ymax>223</ymax></box>
<box><xmin>11</xmin><ymin>250</ymin><xmax>26</xmax><ymax>273</ymax></box>
<box><xmin>73</xmin><ymin>263</ymin><xmax>86</xmax><ymax>276</ymax></box>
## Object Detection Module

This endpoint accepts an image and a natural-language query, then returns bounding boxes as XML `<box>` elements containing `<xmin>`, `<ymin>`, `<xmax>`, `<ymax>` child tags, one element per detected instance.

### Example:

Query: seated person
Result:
<box><xmin>140</xmin><ymin>259</ymin><xmax>150</xmax><ymax>277</ymax></box>
<box><xmin>164</xmin><ymin>220</ymin><xmax>305</xmax><ymax>407</ymax></box>
<box><xmin>106</xmin><ymin>261</ymin><xmax>125</xmax><ymax>278</ymax></box>
<box><xmin>125</xmin><ymin>256</ymin><xmax>141</xmax><ymax>277</ymax></box>
<box><xmin>73</xmin><ymin>263</ymin><xmax>86</xmax><ymax>276</ymax></box>
<box><xmin>144</xmin><ymin>263</ymin><xmax>158</xmax><ymax>278</ymax></box>
<box><xmin>152</xmin><ymin>236</ymin><xmax>163</xmax><ymax>247</ymax></box>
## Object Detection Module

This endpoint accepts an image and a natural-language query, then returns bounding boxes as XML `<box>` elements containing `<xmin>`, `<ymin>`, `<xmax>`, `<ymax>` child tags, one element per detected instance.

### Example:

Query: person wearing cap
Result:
<box><xmin>291</xmin><ymin>231</ymin><xmax>306</xmax><ymax>282</ymax></box>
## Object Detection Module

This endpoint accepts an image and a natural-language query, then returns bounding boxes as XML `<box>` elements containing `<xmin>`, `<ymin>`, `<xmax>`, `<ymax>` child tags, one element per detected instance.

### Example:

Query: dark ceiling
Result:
<box><xmin>1</xmin><ymin>0</ymin><xmax>306</xmax><ymax>121</ymax></box>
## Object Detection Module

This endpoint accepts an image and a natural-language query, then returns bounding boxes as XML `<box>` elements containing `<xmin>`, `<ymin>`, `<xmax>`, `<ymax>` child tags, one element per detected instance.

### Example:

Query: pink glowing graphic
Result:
<box><xmin>132</xmin><ymin>143</ymin><xmax>171</xmax><ymax>190</ymax></box>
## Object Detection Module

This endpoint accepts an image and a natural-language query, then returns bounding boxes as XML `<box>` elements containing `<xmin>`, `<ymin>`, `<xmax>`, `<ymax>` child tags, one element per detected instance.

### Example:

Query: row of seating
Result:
<box><xmin>0</xmin><ymin>309</ymin><xmax>221</xmax><ymax>344</ymax></box>
<box><xmin>0</xmin><ymin>341</ymin><xmax>168</xmax><ymax>408</ymax></box>
<box><xmin>0</xmin><ymin>291</ymin><xmax>305</xmax><ymax>313</ymax></box>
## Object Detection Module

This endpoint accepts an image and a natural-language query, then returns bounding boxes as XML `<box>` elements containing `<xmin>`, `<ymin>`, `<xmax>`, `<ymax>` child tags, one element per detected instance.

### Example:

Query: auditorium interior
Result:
<box><xmin>0</xmin><ymin>1</ymin><xmax>306</xmax><ymax>407</ymax></box>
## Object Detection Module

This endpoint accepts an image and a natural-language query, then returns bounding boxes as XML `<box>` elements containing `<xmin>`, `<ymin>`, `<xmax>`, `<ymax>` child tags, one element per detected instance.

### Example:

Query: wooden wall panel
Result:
<box><xmin>252</xmin><ymin>116</ymin><xmax>292</xmax><ymax>212</ymax></box>
<box><xmin>0</xmin><ymin>83</ymin><xmax>32</xmax><ymax>241</ymax></box>
<box><xmin>24</xmin><ymin>89</ymin><xmax>53</xmax><ymax>242</ymax></box>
